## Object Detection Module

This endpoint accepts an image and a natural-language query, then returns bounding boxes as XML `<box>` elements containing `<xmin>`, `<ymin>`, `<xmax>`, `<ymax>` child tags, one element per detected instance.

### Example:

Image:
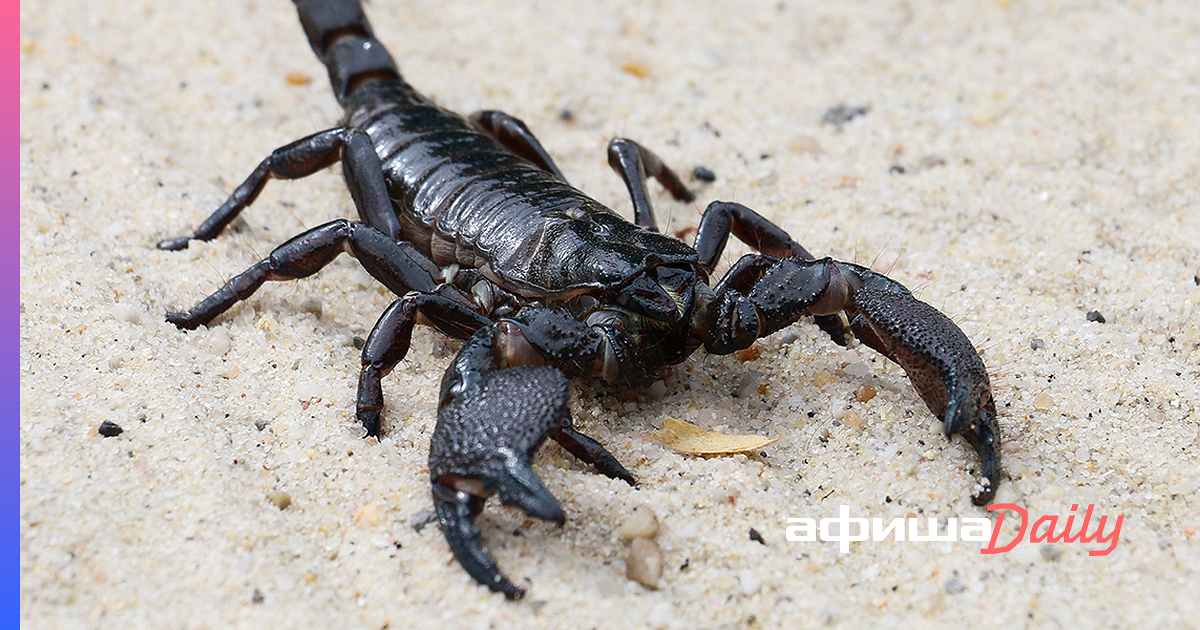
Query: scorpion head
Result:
<box><xmin>612</xmin><ymin>262</ymin><xmax>698</xmax><ymax>324</ymax></box>
<box><xmin>562</xmin><ymin>211</ymin><xmax>704</xmax><ymax>325</ymax></box>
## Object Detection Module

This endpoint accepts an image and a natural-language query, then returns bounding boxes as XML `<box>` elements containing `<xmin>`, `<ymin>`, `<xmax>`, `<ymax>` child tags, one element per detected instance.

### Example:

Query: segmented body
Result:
<box><xmin>345</xmin><ymin>81</ymin><xmax>696</xmax><ymax>301</ymax></box>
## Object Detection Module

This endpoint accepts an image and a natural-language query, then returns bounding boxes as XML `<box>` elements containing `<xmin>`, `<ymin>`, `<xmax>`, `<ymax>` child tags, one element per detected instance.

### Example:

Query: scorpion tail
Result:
<box><xmin>292</xmin><ymin>0</ymin><xmax>406</xmax><ymax>106</ymax></box>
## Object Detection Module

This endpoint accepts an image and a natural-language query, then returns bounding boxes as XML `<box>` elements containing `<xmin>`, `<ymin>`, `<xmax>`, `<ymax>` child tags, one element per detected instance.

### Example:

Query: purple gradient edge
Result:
<box><xmin>10</xmin><ymin>0</ymin><xmax>23</xmax><ymax>618</ymax></box>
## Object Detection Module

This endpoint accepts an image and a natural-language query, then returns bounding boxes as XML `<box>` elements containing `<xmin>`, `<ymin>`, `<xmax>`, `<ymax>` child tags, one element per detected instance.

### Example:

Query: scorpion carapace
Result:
<box><xmin>162</xmin><ymin>0</ymin><xmax>1001</xmax><ymax>599</ymax></box>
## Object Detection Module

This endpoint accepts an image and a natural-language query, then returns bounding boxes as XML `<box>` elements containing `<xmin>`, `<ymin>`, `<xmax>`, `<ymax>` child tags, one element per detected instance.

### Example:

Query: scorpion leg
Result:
<box><xmin>166</xmin><ymin>220</ymin><xmax>438</xmax><ymax>329</ymax></box>
<box><xmin>701</xmin><ymin>202</ymin><xmax>1000</xmax><ymax>504</ymax></box>
<box><xmin>606</xmin><ymin>138</ymin><xmax>695</xmax><ymax>231</ymax></box>
<box><xmin>469</xmin><ymin>110</ymin><xmax>567</xmax><ymax>181</ymax></box>
<box><xmin>431</xmin><ymin>317</ymin><xmax>633</xmax><ymax>598</ymax></box>
<box><xmin>159</xmin><ymin>127</ymin><xmax>400</xmax><ymax>250</ymax></box>
<box><xmin>357</xmin><ymin>289</ymin><xmax>490</xmax><ymax>437</ymax></box>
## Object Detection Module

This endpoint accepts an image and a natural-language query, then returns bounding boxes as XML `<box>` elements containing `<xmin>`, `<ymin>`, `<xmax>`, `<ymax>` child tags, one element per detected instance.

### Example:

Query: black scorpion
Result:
<box><xmin>162</xmin><ymin>0</ymin><xmax>1001</xmax><ymax>599</ymax></box>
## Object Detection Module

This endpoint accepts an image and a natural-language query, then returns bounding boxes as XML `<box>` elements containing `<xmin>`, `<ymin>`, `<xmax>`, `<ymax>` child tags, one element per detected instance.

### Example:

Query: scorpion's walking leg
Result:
<box><xmin>166</xmin><ymin>220</ymin><xmax>441</xmax><ymax>329</ymax></box>
<box><xmin>430</xmin><ymin>311</ymin><xmax>634</xmax><ymax>598</ymax></box>
<box><xmin>356</xmin><ymin>290</ymin><xmax>491</xmax><ymax>437</ymax></box>
<box><xmin>698</xmin><ymin>201</ymin><xmax>1000</xmax><ymax>504</ymax></box>
<box><xmin>606</xmin><ymin>138</ymin><xmax>694</xmax><ymax>231</ymax></box>
<box><xmin>158</xmin><ymin>127</ymin><xmax>401</xmax><ymax>250</ymax></box>
<box><xmin>470</xmin><ymin>110</ymin><xmax>567</xmax><ymax>181</ymax></box>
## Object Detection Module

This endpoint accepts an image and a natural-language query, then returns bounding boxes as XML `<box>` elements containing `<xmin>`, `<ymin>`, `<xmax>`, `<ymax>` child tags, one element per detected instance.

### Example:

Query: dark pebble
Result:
<box><xmin>98</xmin><ymin>421</ymin><xmax>123</xmax><ymax>437</ymax></box>
<box><xmin>1086</xmin><ymin>310</ymin><xmax>1106</xmax><ymax>323</ymax></box>
<box><xmin>693</xmin><ymin>165</ymin><xmax>716</xmax><ymax>182</ymax></box>
<box><xmin>888</xmin><ymin>165</ymin><xmax>905</xmax><ymax>174</ymax></box>
<box><xmin>749</xmin><ymin>527</ymin><xmax>765</xmax><ymax>545</ymax></box>
<box><xmin>821</xmin><ymin>104</ymin><xmax>870</xmax><ymax>128</ymax></box>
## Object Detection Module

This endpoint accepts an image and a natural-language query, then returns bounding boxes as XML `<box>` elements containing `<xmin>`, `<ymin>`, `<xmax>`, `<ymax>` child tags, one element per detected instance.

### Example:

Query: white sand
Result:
<box><xmin>20</xmin><ymin>1</ymin><xmax>1200</xmax><ymax>628</ymax></box>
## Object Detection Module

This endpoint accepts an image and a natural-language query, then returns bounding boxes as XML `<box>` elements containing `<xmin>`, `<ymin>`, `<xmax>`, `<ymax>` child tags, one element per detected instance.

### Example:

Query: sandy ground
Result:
<box><xmin>19</xmin><ymin>1</ymin><xmax>1200</xmax><ymax>628</ymax></box>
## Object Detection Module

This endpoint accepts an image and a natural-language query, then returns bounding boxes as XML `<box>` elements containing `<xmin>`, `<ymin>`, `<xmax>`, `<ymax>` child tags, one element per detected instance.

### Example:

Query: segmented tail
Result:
<box><xmin>293</xmin><ymin>0</ymin><xmax>403</xmax><ymax>106</ymax></box>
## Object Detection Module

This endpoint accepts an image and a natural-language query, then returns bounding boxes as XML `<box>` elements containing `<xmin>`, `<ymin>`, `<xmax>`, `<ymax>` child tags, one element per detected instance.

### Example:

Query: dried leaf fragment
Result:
<box><xmin>653</xmin><ymin>417</ymin><xmax>777</xmax><ymax>455</ymax></box>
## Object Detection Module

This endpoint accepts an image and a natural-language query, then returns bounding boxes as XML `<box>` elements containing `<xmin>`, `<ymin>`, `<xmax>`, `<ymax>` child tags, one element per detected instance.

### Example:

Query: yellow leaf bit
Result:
<box><xmin>653</xmin><ymin>417</ymin><xmax>777</xmax><ymax>455</ymax></box>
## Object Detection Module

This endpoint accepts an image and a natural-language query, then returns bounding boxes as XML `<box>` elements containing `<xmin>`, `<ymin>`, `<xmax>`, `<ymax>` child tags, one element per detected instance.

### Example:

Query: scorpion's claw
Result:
<box><xmin>430</xmin><ymin>363</ymin><xmax>632</xmax><ymax>598</ymax></box>
<box><xmin>845</xmin><ymin>267</ymin><xmax>1001</xmax><ymax>505</ymax></box>
<box><xmin>432</xmin><ymin>482</ymin><xmax>529</xmax><ymax>599</ymax></box>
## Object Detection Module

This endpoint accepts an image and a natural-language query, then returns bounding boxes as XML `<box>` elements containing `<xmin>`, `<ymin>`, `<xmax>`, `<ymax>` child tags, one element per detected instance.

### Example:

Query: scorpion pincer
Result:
<box><xmin>161</xmin><ymin>0</ymin><xmax>1001</xmax><ymax>599</ymax></box>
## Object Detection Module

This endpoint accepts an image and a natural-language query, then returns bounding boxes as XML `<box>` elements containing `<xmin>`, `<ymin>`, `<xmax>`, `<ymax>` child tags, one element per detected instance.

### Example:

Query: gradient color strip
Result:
<box><xmin>11</xmin><ymin>0</ymin><xmax>26</xmax><ymax>621</ymax></box>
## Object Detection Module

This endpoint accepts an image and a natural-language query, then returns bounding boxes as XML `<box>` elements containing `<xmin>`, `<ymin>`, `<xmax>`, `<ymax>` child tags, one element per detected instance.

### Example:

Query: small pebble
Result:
<box><xmin>410</xmin><ymin>509</ymin><xmax>438</xmax><ymax>532</ymax></box>
<box><xmin>821</xmin><ymin>104</ymin><xmax>870</xmax><ymax>129</ymax></box>
<box><xmin>841</xmin><ymin>409</ymin><xmax>865</xmax><ymax>430</ymax></box>
<box><xmin>1086</xmin><ymin>310</ymin><xmax>1106</xmax><ymax>323</ymax></box>
<box><xmin>619</xmin><ymin>506</ymin><xmax>660</xmax><ymax>540</ymax></box>
<box><xmin>748</xmin><ymin>528</ymin><xmax>765</xmax><ymax>545</ymax></box>
<box><xmin>266</xmin><ymin>490</ymin><xmax>292</xmax><ymax>510</ymax></box>
<box><xmin>218</xmin><ymin>363</ymin><xmax>241</xmax><ymax>379</ymax></box>
<box><xmin>209</xmin><ymin>329</ymin><xmax>233</xmax><ymax>356</ymax></box>
<box><xmin>626</xmin><ymin>538</ymin><xmax>663</xmax><ymax>589</ymax></box>
<box><xmin>1040</xmin><ymin>545</ymin><xmax>1063</xmax><ymax>561</ymax></box>
<box><xmin>1033</xmin><ymin>393</ymin><xmax>1054</xmax><ymax>411</ymax></box>
<box><xmin>692</xmin><ymin>165</ymin><xmax>716</xmax><ymax>182</ymax></box>
<box><xmin>1030</xmin><ymin>338</ymin><xmax>1045</xmax><ymax>350</ymax></box>
<box><xmin>944</xmin><ymin>576</ymin><xmax>964</xmax><ymax>594</ymax></box>
<box><xmin>854</xmin><ymin>383</ymin><xmax>877</xmax><ymax>403</ymax></box>
<box><xmin>354</xmin><ymin>502</ymin><xmax>383</xmax><ymax>527</ymax></box>
<box><xmin>646</xmin><ymin>380</ymin><xmax>668</xmax><ymax>400</ymax></box>
<box><xmin>250</xmin><ymin>588</ymin><xmax>264</xmax><ymax>604</ymax></box>
<box><xmin>97</xmin><ymin>420</ymin><xmax>123</xmax><ymax>437</ymax></box>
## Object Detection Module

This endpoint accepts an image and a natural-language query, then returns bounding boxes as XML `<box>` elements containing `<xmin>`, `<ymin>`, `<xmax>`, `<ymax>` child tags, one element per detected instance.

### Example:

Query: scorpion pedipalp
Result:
<box><xmin>694</xmin><ymin>203</ymin><xmax>1000</xmax><ymax>503</ymax></box>
<box><xmin>430</xmin><ymin>324</ymin><xmax>635</xmax><ymax>598</ymax></box>
<box><xmin>845</xmin><ymin>272</ymin><xmax>1000</xmax><ymax>504</ymax></box>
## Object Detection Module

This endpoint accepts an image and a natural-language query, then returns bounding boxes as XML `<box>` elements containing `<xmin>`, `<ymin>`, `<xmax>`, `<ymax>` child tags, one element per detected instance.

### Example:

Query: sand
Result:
<box><xmin>20</xmin><ymin>1</ymin><xmax>1200</xmax><ymax>628</ymax></box>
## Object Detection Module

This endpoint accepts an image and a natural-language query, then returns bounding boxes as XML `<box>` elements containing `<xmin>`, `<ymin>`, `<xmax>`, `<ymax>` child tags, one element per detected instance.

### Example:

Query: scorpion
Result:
<box><xmin>161</xmin><ymin>0</ymin><xmax>1001</xmax><ymax>599</ymax></box>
